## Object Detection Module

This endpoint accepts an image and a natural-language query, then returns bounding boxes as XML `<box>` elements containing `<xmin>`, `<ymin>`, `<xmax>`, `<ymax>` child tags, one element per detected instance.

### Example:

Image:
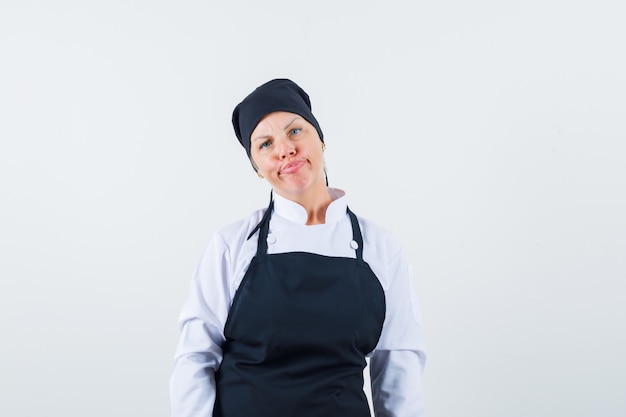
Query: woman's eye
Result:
<box><xmin>260</xmin><ymin>140</ymin><xmax>271</xmax><ymax>149</ymax></box>
<box><xmin>289</xmin><ymin>128</ymin><xmax>302</xmax><ymax>136</ymax></box>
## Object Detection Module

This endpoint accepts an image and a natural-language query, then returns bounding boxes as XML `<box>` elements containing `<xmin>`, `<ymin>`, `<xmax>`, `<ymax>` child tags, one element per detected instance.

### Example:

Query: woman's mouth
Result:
<box><xmin>279</xmin><ymin>160</ymin><xmax>305</xmax><ymax>175</ymax></box>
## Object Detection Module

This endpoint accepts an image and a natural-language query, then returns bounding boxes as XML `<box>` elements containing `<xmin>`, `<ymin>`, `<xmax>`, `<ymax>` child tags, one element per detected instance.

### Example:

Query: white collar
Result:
<box><xmin>272</xmin><ymin>187</ymin><xmax>347</xmax><ymax>225</ymax></box>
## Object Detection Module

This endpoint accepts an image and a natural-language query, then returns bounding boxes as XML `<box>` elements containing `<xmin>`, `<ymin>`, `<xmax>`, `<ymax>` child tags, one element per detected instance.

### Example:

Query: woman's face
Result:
<box><xmin>250</xmin><ymin>111</ymin><xmax>326</xmax><ymax>201</ymax></box>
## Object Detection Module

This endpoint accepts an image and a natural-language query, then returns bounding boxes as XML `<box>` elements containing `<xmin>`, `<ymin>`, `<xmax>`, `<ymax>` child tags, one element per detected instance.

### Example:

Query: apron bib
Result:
<box><xmin>214</xmin><ymin>201</ymin><xmax>385</xmax><ymax>417</ymax></box>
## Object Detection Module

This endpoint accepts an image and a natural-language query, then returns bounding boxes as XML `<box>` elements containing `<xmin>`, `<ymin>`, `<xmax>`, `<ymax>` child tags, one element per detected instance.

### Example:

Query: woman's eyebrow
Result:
<box><xmin>251</xmin><ymin>133</ymin><xmax>271</xmax><ymax>143</ymax></box>
<box><xmin>253</xmin><ymin>117</ymin><xmax>303</xmax><ymax>142</ymax></box>
<box><xmin>284</xmin><ymin>117</ymin><xmax>302</xmax><ymax>130</ymax></box>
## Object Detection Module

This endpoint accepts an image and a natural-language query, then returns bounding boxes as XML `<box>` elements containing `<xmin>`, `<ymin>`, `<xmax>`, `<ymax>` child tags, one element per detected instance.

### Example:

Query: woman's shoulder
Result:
<box><xmin>356</xmin><ymin>214</ymin><xmax>402</xmax><ymax>244</ymax></box>
<box><xmin>213</xmin><ymin>207</ymin><xmax>267</xmax><ymax>247</ymax></box>
<box><xmin>353</xmin><ymin>212</ymin><xmax>405</xmax><ymax>260</ymax></box>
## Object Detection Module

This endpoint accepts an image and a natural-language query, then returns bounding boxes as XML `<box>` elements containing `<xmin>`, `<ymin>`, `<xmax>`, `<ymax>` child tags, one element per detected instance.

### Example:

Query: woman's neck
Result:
<box><xmin>275</xmin><ymin>184</ymin><xmax>332</xmax><ymax>225</ymax></box>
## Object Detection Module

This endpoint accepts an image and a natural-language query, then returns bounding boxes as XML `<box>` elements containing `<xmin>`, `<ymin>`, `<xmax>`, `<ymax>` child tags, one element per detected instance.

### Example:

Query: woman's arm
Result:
<box><xmin>370</xmin><ymin>249</ymin><xmax>427</xmax><ymax>417</ymax></box>
<box><xmin>370</xmin><ymin>350</ymin><xmax>426</xmax><ymax>417</ymax></box>
<box><xmin>170</xmin><ymin>233</ymin><xmax>234</xmax><ymax>417</ymax></box>
<box><xmin>169</xmin><ymin>320</ymin><xmax>222</xmax><ymax>417</ymax></box>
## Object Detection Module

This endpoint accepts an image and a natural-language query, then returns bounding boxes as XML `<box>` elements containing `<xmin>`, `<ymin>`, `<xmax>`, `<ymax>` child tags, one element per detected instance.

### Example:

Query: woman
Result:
<box><xmin>170</xmin><ymin>79</ymin><xmax>426</xmax><ymax>417</ymax></box>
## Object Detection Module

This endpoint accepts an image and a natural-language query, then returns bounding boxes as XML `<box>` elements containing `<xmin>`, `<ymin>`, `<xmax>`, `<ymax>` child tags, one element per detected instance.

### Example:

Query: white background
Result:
<box><xmin>1</xmin><ymin>1</ymin><xmax>625</xmax><ymax>416</ymax></box>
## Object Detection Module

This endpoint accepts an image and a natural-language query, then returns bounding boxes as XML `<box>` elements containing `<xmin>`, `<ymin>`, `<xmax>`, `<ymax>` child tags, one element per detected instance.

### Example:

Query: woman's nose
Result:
<box><xmin>276</xmin><ymin>139</ymin><xmax>296</xmax><ymax>158</ymax></box>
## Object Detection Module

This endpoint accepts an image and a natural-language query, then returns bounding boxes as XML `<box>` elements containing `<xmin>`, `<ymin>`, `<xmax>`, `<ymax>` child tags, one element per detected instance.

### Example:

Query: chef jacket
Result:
<box><xmin>170</xmin><ymin>188</ymin><xmax>426</xmax><ymax>417</ymax></box>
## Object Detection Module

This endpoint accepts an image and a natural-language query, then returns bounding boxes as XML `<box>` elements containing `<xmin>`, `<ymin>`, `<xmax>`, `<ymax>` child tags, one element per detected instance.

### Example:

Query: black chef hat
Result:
<box><xmin>232</xmin><ymin>78</ymin><xmax>324</xmax><ymax>157</ymax></box>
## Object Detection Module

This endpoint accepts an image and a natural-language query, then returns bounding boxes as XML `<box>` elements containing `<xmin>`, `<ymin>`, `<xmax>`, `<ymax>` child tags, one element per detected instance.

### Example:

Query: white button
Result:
<box><xmin>267</xmin><ymin>234</ymin><xmax>277</xmax><ymax>245</ymax></box>
<box><xmin>350</xmin><ymin>240</ymin><xmax>359</xmax><ymax>250</ymax></box>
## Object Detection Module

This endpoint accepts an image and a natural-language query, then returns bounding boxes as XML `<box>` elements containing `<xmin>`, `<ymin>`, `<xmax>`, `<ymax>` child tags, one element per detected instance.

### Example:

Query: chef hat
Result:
<box><xmin>232</xmin><ymin>78</ymin><xmax>324</xmax><ymax>157</ymax></box>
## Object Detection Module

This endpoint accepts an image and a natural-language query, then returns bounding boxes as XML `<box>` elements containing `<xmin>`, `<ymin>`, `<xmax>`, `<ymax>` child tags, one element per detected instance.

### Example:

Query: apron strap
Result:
<box><xmin>346</xmin><ymin>207</ymin><xmax>364</xmax><ymax>260</ymax></box>
<box><xmin>256</xmin><ymin>201</ymin><xmax>273</xmax><ymax>257</ymax></box>
<box><xmin>247</xmin><ymin>197</ymin><xmax>274</xmax><ymax>258</ymax></box>
<box><xmin>246</xmin><ymin>190</ymin><xmax>274</xmax><ymax>241</ymax></box>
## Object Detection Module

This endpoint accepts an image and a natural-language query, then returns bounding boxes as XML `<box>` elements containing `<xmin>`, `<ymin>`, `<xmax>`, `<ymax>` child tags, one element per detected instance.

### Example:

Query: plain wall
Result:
<box><xmin>1</xmin><ymin>1</ymin><xmax>625</xmax><ymax>416</ymax></box>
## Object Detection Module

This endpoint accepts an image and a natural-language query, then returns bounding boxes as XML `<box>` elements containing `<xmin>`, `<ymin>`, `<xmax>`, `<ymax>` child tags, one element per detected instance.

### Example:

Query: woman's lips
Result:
<box><xmin>279</xmin><ymin>160</ymin><xmax>305</xmax><ymax>175</ymax></box>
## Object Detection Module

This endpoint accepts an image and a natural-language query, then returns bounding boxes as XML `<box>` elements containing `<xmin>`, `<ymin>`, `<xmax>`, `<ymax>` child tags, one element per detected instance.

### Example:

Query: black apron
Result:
<box><xmin>214</xmin><ymin>201</ymin><xmax>386</xmax><ymax>417</ymax></box>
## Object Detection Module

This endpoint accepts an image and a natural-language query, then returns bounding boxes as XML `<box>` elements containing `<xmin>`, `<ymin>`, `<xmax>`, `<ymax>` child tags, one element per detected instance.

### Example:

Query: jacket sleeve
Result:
<box><xmin>370</xmin><ymin>249</ymin><xmax>427</xmax><ymax>417</ymax></box>
<box><xmin>169</xmin><ymin>233</ymin><xmax>233</xmax><ymax>417</ymax></box>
